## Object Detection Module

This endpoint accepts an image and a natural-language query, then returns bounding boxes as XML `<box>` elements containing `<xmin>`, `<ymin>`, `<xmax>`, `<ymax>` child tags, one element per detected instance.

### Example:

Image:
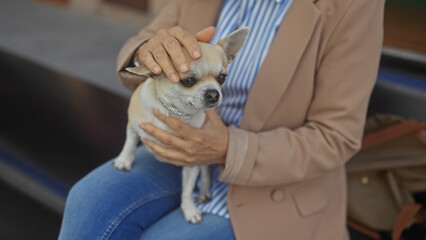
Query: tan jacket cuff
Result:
<box><xmin>219</xmin><ymin>125</ymin><xmax>259</xmax><ymax>185</ymax></box>
<box><xmin>116</xmin><ymin>37</ymin><xmax>150</xmax><ymax>72</ymax></box>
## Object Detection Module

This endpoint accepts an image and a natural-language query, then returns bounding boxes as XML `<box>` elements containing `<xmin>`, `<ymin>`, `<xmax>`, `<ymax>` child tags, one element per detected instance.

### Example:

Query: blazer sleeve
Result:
<box><xmin>220</xmin><ymin>0</ymin><xmax>385</xmax><ymax>186</ymax></box>
<box><xmin>116</xmin><ymin>0</ymin><xmax>183</xmax><ymax>91</ymax></box>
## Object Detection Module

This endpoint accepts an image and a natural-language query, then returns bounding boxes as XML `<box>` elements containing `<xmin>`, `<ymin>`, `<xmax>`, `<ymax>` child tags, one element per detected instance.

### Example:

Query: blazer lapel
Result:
<box><xmin>240</xmin><ymin>0</ymin><xmax>321</xmax><ymax>132</ymax></box>
<box><xmin>179</xmin><ymin>0</ymin><xmax>223</xmax><ymax>33</ymax></box>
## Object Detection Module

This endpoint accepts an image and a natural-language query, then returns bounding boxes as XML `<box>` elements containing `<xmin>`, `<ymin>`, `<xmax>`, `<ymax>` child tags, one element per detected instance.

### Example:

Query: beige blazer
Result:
<box><xmin>116</xmin><ymin>0</ymin><xmax>384</xmax><ymax>239</ymax></box>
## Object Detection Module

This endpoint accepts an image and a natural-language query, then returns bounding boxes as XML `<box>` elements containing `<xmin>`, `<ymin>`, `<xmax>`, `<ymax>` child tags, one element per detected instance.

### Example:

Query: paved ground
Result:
<box><xmin>0</xmin><ymin>0</ymin><xmax>143</xmax><ymax>98</ymax></box>
<box><xmin>0</xmin><ymin>2</ymin><xmax>139</xmax><ymax>238</ymax></box>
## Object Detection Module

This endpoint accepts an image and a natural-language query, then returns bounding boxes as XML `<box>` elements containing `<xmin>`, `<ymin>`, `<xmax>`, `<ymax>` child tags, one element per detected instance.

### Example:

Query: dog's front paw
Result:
<box><xmin>113</xmin><ymin>157</ymin><xmax>133</xmax><ymax>171</ymax></box>
<box><xmin>197</xmin><ymin>192</ymin><xmax>211</xmax><ymax>204</ymax></box>
<box><xmin>181</xmin><ymin>201</ymin><xmax>202</xmax><ymax>224</ymax></box>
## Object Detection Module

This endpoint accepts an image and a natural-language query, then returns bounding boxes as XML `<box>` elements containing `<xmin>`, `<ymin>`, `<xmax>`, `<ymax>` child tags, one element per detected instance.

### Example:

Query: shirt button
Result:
<box><xmin>271</xmin><ymin>189</ymin><xmax>285</xmax><ymax>202</ymax></box>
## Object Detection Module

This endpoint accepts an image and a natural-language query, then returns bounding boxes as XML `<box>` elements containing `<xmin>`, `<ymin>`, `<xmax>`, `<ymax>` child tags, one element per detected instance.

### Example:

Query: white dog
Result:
<box><xmin>113</xmin><ymin>27</ymin><xmax>249</xmax><ymax>223</ymax></box>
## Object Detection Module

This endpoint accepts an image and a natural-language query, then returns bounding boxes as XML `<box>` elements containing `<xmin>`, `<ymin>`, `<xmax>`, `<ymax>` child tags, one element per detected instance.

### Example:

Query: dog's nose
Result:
<box><xmin>204</xmin><ymin>89</ymin><xmax>220</xmax><ymax>103</ymax></box>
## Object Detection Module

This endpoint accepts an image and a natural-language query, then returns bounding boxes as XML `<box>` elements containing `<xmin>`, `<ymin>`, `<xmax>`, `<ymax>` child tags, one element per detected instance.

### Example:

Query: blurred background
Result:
<box><xmin>0</xmin><ymin>0</ymin><xmax>425</xmax><ymax>239</ymax></box>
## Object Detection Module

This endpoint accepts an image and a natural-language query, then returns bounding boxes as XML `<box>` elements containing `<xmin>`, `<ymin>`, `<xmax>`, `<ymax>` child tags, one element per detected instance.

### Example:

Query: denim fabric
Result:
<box><xmin>58</xmin><ymin>146</ymin><xmax>235</xmax><ymax>240</ymax></box>
<box><xmin>140</xmin><ymin>208</ymin><xmax>235</xmax><ymax>240</ymax></box>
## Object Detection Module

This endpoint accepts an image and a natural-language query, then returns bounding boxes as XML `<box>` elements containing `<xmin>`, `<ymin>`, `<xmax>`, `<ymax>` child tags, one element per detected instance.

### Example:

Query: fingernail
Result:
<box><xmin>141</xmin><ymin>138</ymin><xmax>147</xmax><ymax>144</ymax></box>
<box><xmin>171</xmin><ymin>73</ymin><xmax>179</xmax><ymax>83</ymax></box>
<box><xmin>180</xmin><ymin>64</ymin><xmax>188</xmax><ymax>72</ymax></box>
<box><xmin>153</xmin><ymin>109</ymin><xmax>159</xmax><ymax>115</ymax></box>
<box><xmin>193</xmin><ymin>50</ymin><xmax>201</xmax><ymax>58</ymax></box>
<box><xmin>140</xmin><ymin>122</ymin><xmax>148</xmax><ymax>129</ymax></box>
<box><xmin>153</xmin><ymin>66</ymin><xmax>161</xmax><ymax>73</ymax></box>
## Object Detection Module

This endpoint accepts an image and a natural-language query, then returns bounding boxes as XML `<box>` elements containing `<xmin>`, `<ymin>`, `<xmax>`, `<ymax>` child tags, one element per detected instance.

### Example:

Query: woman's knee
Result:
<box><xmin>63</xmin><ymin>153</ymin><xmax>182</xmax><ymax>215</ymax></box>
<box><xmin>59</xmin><ymin>168</ymin><xmax>114</xmax><ymax>239</ymax></box>
<box><xmin>60</xmin><ymin>147</ymin><xmax>184</xmax><ymax>239</ymax></box>
<box><xmin>140</xmin><ymin>210</ymin><xmax>235</xmax><ymax>240</ymax></box>
<box><xmin>65</xmin><ymin>174</ymin><xmax>97</xmax><ymax>209</ymax></box>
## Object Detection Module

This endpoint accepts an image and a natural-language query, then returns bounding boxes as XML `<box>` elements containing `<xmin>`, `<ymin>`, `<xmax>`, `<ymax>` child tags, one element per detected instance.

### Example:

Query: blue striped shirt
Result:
<box><xmin>195</xmin><ymin>0</ymin><xmax>294</xmax><ymax>218</ymax></box>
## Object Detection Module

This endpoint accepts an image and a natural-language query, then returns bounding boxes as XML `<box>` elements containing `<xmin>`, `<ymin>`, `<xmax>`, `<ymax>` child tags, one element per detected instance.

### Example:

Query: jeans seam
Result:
<box><xmin>99</xmin><ymin>189</ymin><xmax>181</xmax><ymax>240</ymax></box>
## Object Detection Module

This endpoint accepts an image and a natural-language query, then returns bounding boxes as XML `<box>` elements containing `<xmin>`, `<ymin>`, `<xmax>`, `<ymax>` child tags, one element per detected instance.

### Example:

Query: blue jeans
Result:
<box><xmin>58</xmin><ymin>146</ymin><xmax>235</xmax><ymax>240</ymax></box>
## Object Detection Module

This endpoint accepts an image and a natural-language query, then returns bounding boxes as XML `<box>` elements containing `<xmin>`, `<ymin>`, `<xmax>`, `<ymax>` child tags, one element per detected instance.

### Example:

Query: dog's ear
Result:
<box><xmin>218</xmin><ymin>27</ymin><xmax>250</xmax><ymax>62</ymax></box>
<box><xmin>125</xmin><ymin>65</ymin><xmax>155</xmax><ymax>77</ymax></box>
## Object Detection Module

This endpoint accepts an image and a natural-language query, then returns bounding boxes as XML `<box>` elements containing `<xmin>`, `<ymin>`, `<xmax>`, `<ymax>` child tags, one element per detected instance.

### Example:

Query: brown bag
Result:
<box><xmin>346</xmin><ymin>114</ymin><xmax>426</xmax><ymax>240</ymax></box>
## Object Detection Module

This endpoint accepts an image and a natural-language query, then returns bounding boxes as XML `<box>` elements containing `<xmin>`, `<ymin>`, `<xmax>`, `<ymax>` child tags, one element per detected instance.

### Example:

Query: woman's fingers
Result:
<box><xmin>170</xmin><ymin>26</ymin><xmax>202</xmax><ymax>59</ymax></box>
<box><xmin>149</xmin><ymin>39</ymin><xmax>180</xmax><ymax>83</ymax></box>
<box><xmin>195</xmin><ymin>26</ymin><xmax>216</xmax><ymax>43</ymax></box>
<box><xmin>137</xmin><ymin>48</ymin><xmax>161</xmax><ymax>74</ymax></box>
<box><xmin>136</xmin><ymin>26</ymin><xmax>208</xmax><ymax>83</ymax></box>
<box><xmin>141</xmin><ymin>109</ymin><xmax>228</xmax><ymax>166</ymax></box>
<box><xmin>152</xmin><ymin>110</ymin><xmax>196</xmax><ymax>139</ymax></box>
<box><xmin>141</xmin><ymin>138</ymin><xmax>194</xmax><ymax>166</ymax></box>
<box><xmin>161</xmin><ymin>37</ymin><xmax>189</xmax><ymax>74</ymax></box>
<box><xmin>139</xmin><ymin>122</ymin><xmax>188</xmax><ymax>149</ymax></box>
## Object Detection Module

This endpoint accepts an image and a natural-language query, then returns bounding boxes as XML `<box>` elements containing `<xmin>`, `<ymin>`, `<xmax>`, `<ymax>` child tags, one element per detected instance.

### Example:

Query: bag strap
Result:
<box><xmin>348</xmin><ymin>204</ymin><xmax>424</xmax><ymax>240</ymax></box>
<box><xmin>392</xmin><ymin>203</ymin><xmax>423</xmax><ymax>240</ymax></box>
<box><xmin>347</xmin><ymin>219</ymin><xmax>380</xmax><ymax>240</ymax></box>
<box><xmin>414</xmin><ymin>126</ymin><xmax>426</xmax><ymax>146</ymax></box>
<box><xmin>362</xmin><ymin>119</ymin><xmax>426</xmax><ymax>150</ymax></box>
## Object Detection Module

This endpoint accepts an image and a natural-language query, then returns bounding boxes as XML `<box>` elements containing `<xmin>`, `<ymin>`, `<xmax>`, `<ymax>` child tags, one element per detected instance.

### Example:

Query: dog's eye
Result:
<box><xmin>180</xmin><ymin>77</ymin><xmax>197</xmax><ymax>88</ymax></box>
<box><xmin>217</xmin><ymin>74</ymin><xmax>227</xmax><ymax>85</ymax></box>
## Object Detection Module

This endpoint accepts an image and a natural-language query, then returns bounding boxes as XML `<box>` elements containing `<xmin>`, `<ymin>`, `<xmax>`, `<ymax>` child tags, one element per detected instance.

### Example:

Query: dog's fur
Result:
<box><xmin>113</xmin><ymin>27</ymin><xmax>249</xmax><ymax>223</ymax></box>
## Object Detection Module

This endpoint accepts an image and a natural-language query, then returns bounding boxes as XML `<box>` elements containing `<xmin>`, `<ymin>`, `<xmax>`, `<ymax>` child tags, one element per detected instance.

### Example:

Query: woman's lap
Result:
<box><xmin>58</xmin><ymin>146</ymin><xmax>234</xmax><ymax>240</ymax></box>
<box><xmin>140</xmin><ymin>208</ymin><xmax>234</xmax><ymax>240</ymax></box>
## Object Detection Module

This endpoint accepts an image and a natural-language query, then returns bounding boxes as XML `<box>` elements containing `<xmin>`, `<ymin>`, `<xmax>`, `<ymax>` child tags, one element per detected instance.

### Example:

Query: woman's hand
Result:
<box><xmin>139</xmin><ymin>109</ymin><xmax>228</xmax><ymax>167</ymax></box>
<box><xmin>136</xmin><ymin>26</ymin><xmax>216</xmax><ymax>83</ymax></box>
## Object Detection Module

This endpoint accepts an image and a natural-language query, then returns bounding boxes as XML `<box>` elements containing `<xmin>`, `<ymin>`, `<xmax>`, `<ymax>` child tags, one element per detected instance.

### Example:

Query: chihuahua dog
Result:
<box><xmin>113</xmin><ymin>27</ymin><xmax>249</xmax><ymax>223</ymax></box>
